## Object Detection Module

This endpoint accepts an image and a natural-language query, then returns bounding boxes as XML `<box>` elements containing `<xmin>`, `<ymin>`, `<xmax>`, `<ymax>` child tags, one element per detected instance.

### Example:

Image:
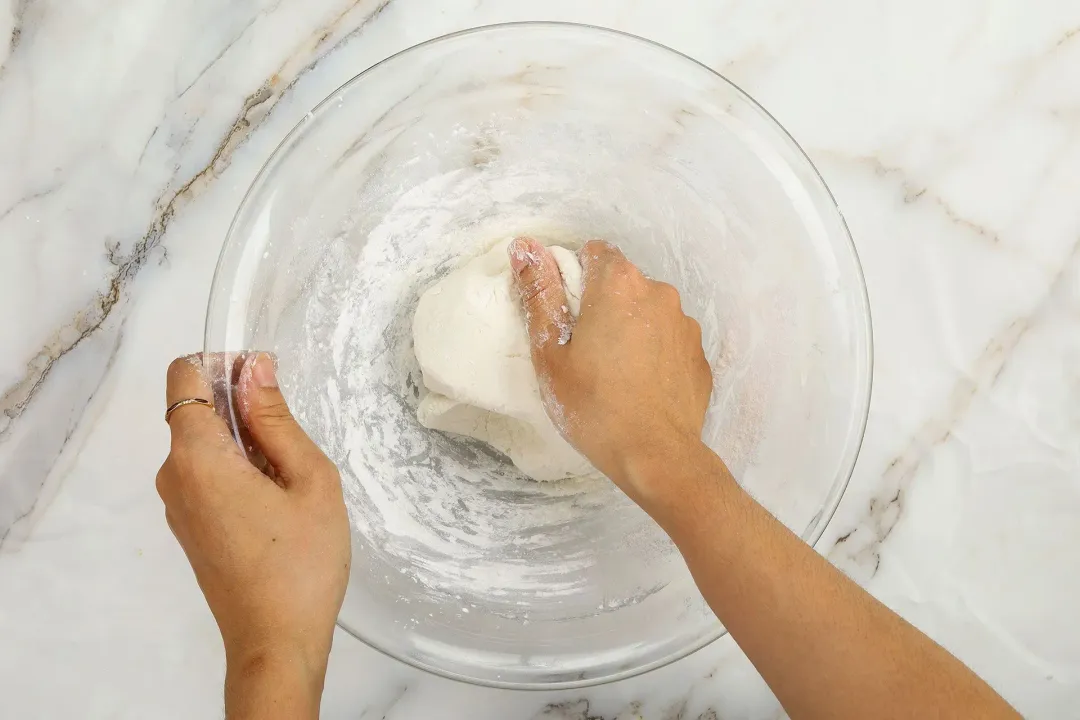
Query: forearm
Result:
<box><xmin>224</xmin><ymin>646</ymin><xmax>326</xmax><ymax>720</ymax></box>
<box><xmin>634</xmin><ymin>440</ymin><xmax>1018</xmax><ymax>720</ymax></box>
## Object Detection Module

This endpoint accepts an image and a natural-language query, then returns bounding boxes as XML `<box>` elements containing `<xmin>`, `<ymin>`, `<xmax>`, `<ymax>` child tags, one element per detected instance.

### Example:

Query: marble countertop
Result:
<box><xmin>2</xmin><ymin>0</ymin><xmax>1079</xmax><ymax>717</ymax></box>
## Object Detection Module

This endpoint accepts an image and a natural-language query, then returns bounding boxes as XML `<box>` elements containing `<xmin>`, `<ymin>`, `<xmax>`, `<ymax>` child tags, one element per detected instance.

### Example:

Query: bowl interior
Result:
<box><xmin>206</xmin><ymin>23</ymin><xmax>871</xmax><ymax>688</ymax></box>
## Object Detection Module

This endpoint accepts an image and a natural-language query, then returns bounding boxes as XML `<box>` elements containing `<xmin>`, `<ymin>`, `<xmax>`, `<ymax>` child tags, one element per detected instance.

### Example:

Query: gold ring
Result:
<box><xmin>165</xmin><ymin>397</ymin><xmax>215</xmax><ymax>423</ymax></box>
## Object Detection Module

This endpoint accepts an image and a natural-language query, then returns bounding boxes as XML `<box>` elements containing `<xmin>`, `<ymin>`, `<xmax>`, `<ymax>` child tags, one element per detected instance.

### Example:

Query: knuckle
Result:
<box><xmin>698</xmin><ymin>354</ymin><xmax>714</xmax><ymax>379</ymax></box>
<box><xmin>581</xmin><ymin>239</ymin><xmax>611</xmax><ymax>261</ymax></box>
<box><xmin>609</xmin><ymin>261</ymin><xmax>643</xmax><ymax>286</ymax></box>
<box><xmin>513</xmin><ymin>263</ymin><xmax>537</xmax><ymax>288</ymax></box>
<box><xmin>521</xmin><ymin>280</ymin><xmax>553</xmax><ymax>310</ymax></box>
<box><xmin>156</xmin><ymin>457</ymin><xmax>196</xmax><ymax>507</ymax></box>
<box><xmin>296</xmin><ymin>456</ymin><xmax>342</xmax><ymax>498</ymax></box>
<box><xmin>167</xmin><ymin>355</ymin><xmax>197</xmax><ymax>382</ymax></box>
<box><xmin>163</xmin><ymin>444</ymin><xmax>210</xmax><ymax>492</ymax></box>
<box><xmin>155</xmin><ymin>466</ymin><xmax>170</xmax><ymax>499</ymax></box>
<box><xmin>580</xmin><ymin>241</ymin><xmax>620</xmax><ymax>273</ymax></box>
<box><xmin>316</xmin><ymin>454</ymin><xmax>340</xmax><ymax>480</ymax></box>
<box><xmin>168</xmin><ymin>438</ymin><xmax>195</xmax><ymax>467</ymax></box>
<box><xmin>253</xmin><ymin>402</ymin><xmax>295</xmax><ymax>428</ymax></box>
<box><xmin>654</xmin><ymin>281</ymin><xmax>681</xmax><ymax>303</ymax></box>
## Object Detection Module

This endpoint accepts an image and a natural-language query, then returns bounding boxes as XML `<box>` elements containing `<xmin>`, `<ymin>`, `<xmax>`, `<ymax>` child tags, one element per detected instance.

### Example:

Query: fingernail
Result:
<box><xmin>508</xmin><ymin>237</ymin><xmax>537</xmax><ymax>276</ymax></box>
<box><xmin>251</xmin><ymin>353</ymin><xmax>278</xmax><ymax>388</ymax></box>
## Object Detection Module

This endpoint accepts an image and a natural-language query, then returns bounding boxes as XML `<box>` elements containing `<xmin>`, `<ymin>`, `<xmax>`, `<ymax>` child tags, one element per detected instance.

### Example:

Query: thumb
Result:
<box><xmin>508</xmin><ymin>237</ymin><xmax>573</xmax><ymax>369</ymax></box>
<box><xmin>238</xmin><ymin>352</ymin><xmax>332</xmax><ymax>490</ymax></box>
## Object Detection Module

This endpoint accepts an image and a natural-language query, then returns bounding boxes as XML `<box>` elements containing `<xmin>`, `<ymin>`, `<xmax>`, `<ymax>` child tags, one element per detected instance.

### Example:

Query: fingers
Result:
<box><xmin>579</xmin><ymin>240</ymin><xmax>648</xmax><ymax>309</ymax></box>
<box><xmin>580</xmin><ymin>240</ymin><xmax>639</xmax><ymax>292</ymax></box>
<box><xmin>236</xmin><ymin>352</ymin><xmax>336</xmax><ymax>492</ymax></box>
<box><xmin>166</xmin><ymin>355</ymin><xmax>231</xmax><ymax>446</ymax></box>
<box><xmin>508</xmin><ymin>237</ymin><xmax>574</xmax><ymax>370</ymax></box>
<box><xmin>579</xmin><ymin>239</ymin><xmax>627</xmax><ymax>281</ymax></box>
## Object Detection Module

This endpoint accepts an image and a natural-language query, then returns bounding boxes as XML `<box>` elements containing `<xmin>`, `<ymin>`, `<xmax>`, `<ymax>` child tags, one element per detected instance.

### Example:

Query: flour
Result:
<box><xmin>276</xmin><ymin>166</ymin><xmax>673</xmax><ymax>612</ymax></box>
<box><xmin>271</xmin><ymin>126</ymin><xmax>768</xmax><ymax>618</ymax></box>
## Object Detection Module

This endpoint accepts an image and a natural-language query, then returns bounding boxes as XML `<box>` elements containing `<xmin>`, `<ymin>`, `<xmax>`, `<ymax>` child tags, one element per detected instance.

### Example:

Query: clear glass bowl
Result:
<box><xmin>206</xmin><ymin>22</ymin><xmax>872</xmax><ymax>689</ymax></box>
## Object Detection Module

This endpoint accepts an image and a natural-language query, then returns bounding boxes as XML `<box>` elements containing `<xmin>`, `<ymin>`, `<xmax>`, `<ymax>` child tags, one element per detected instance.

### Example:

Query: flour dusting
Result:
<box><xmin>278</xmin><ymin>165</ymin><xmax>683</xmax><ymax>619</ymax></box>
<box><xmin>212</xmin><ymin>30</ymin><xmax>869</xmax><ymax>680</ymax></box>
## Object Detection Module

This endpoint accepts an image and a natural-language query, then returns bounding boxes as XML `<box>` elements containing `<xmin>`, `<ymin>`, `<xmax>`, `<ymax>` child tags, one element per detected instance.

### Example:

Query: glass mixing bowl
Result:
<box><xmin>206</xmin><ymin>22</ymin><xmax>872</xmax><ymax>689</ymax></box>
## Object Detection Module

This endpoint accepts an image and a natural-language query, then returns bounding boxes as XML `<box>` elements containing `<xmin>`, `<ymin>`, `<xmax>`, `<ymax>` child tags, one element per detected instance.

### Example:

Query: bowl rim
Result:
<box><xmin>206</xmin><ymin>19</ymin><xmax>874</xmax><ymax>691</ymax></box>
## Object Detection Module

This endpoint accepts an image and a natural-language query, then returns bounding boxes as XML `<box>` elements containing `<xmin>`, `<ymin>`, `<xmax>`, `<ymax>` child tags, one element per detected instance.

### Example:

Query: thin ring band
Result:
<box><xmin>165</xmin><ymin>397</ymin><xmax>215</xmax><ymax>423</ymax></box>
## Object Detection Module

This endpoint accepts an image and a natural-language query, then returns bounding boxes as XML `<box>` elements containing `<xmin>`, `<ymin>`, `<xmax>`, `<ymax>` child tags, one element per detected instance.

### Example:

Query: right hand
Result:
<box><xmin>508</xmin><ymin>237</ymin><xmax>714</xmax><ymax>508</ymax></box>
<box><xmin>511</xmin><ymin>238</ymin><xmax>1023</xmax><ymax>720</ymax></box>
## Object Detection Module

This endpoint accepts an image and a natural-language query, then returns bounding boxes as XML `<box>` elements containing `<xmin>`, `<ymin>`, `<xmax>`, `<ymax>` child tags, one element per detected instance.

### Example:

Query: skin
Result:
<box><xmin>158</xmin><ymin>353</ymin><xmax>349</xmax><ymax>719</ymax></box>
<box><xmin>510</xmin><ymin>238</ymin><xmax>1019</xmax><ymax>720</ymax></box>
<box><xmin>159</xmin><ymin>238</ymin><xmax>1019</xmax><ymax>719</ymax></box>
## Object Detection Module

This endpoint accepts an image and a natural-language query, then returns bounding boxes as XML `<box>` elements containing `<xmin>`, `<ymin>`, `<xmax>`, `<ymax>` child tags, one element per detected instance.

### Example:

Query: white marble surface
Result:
<box><xmin>2</xmin><ymin>0</ymin><xmax>1079</xmax><ymax>717</ymax></box>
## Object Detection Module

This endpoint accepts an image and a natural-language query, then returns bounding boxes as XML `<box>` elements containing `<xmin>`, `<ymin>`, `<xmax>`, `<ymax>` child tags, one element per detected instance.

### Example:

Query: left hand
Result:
<box><xmin>156</xmin><ymin>353</ymin><xmax>350</xmax><ymax>709</ymax></box>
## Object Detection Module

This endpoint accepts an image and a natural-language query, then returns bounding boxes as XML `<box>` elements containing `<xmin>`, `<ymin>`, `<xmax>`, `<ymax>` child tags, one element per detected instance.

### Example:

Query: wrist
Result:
<box><xmin>616</xmin><ymin>435</ymin><xmax>739</xmax><ymax>535</ymax></box>
<box><xmin>615</xmin><ymin>433</ymin><xmax>697</xmax><ymax>498</ymax></box>
<box><xmin>224</xmin><ymin>637</ymin><xmax>330</xmax><ymax>716</ymax></box>
<box><xmin>223</xmin><ymin>619</ymin><xmax>334</xmax><ymax>672</ymax></box>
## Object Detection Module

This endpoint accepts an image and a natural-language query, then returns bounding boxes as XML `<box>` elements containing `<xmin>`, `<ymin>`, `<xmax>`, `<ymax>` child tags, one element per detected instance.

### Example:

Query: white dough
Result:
<box><xmin>412</xmin><ymin>239</ymin><xmax>595</xmax><ymax>481</ymax></box>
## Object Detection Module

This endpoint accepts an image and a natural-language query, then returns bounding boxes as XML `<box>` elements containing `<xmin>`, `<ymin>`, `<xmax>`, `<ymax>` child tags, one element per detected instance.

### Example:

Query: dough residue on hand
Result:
<box><xmin>412</xmin><ymin>239</ymin><xmax>594</xmax><ymax>481</ymax></box>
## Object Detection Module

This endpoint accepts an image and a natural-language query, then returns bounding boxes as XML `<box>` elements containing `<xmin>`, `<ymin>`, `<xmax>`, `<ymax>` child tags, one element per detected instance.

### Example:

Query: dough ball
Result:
<box><xmin>412</xmin><ymin>239</ymin><xmax>595</xmax><ymax>481</ymax></box>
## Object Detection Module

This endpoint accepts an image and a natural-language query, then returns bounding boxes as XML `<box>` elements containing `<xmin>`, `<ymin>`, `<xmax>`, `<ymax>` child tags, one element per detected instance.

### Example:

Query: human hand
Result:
<box><xmin>508</xmin><ymin>237</ymin><xmax>713</xmax><ymax>509</ymax></box>
<box><xmin>156</xmin><ymin>353</ymin><xmax>350</xmax><ymax>716</ymax></box>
